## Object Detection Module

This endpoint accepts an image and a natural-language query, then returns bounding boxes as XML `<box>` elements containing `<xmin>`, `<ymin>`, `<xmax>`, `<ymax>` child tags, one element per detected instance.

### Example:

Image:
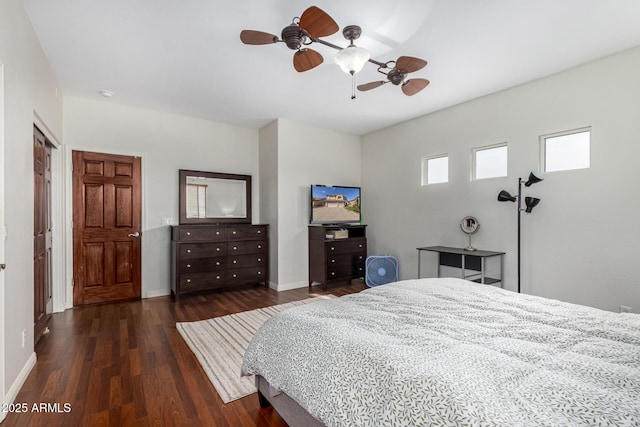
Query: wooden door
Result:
<box><xmin>34</xmin><ymin>126</ymin><xmax>52</xmax><ymax>345</ymax></box>
<box><xmin>72</xmin><ymin>151</ymin><xmax>142</xmax><ymax>305</ymax></box>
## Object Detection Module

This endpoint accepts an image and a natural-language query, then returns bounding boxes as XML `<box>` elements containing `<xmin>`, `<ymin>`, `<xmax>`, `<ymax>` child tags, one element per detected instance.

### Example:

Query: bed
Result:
<box><xmin>241</xmin><ymin>278</ymin><xmax>640</xmax><ymax>426</ymax></box>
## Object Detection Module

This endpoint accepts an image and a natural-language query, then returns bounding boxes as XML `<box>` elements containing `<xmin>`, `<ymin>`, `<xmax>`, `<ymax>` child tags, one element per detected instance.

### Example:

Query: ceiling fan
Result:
<box><xmin>239</xmin><ymin>6</ymin><xmax>339</xmax><ymax>72</ymax></box>
<box><xmin>239</xmin><ymin>6</ymin><xmax>429</xmax><ymax>97</ymax></box>
<box><xmin>357</xmin><ymin>57</ymin><xmax>430</xmax><ymax>96</ymax></box>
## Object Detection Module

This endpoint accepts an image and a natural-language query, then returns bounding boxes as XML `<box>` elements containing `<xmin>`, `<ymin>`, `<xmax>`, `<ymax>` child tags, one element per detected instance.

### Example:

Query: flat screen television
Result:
<box><xmin>310</xmin><ymin>184</ymin><xmax>361</xmax><ymax>225</ymax></box>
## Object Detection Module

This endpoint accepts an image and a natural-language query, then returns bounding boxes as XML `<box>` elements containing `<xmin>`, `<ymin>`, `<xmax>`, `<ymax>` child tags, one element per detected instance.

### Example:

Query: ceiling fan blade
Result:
<box><xmin>401</xmin><ymin>78</ymin><xmax>430</xmax><ymax>96</ymax></box>
<box><xmin>396</xmin><ymin>56</ymin><xmax>428</xmax><ymax>73</ymax></box>
<box><xmin>357</xmin><ymin>81</ymin><xmax>386</xmax><ymax>92</ymax></box>
<box><xmin>293</xmin><ymin>48</ymin><xmax>323</xmax><ymax>72</ymax></box>
<box><xmin>299</xmin><ymin>6</ymin><xmax>339</xmax><ymax>38</ymax></box>
<box><xmin>240</xmin><ymin>30</ymin><xmax>278</xmax><ymax>45</ymax></box>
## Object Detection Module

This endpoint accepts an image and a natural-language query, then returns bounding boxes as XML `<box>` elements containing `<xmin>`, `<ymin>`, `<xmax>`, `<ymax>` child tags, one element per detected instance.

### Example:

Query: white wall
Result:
<box><xmin>259</xmin><ymin>121</ymin><xmax>279</xmax><ymax>285</ymax></box>
<box><xmin>0</xmin><ymin>0</ymin><xmax>63</xmax><ymax>409</ymax></box>
<box><xmin>271</xmin><ymin>119</ymin><xmax>361</xmax><ymax>290</ymax></box>
<box><xmin>63</xmin><ymin>96</ymin><xmax>259</xmax><ymax>299</ymax></box>
<box><xmin>362</xmin><ymin>46</ymin><xmax>640</xmax><ymax>313</ymax></box>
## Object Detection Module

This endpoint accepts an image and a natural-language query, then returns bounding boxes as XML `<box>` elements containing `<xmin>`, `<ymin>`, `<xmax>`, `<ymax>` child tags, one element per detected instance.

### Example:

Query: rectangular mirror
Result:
<box><xmin>179</xmin><ymin>170</ymin><xmax>251</xmax><ymax>224</ymax></box>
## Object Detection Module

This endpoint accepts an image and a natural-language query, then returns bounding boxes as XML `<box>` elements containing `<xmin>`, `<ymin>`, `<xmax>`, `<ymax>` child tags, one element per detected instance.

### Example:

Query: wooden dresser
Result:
<box><xmin>308</xmin><ymin>224</ymin><xmax>367</xmax><ymax>290</ymax></box>
<box><xmin>171</xmin><ymin>224</ymin><xmax>269</xmax><ymax>299</ymax></box>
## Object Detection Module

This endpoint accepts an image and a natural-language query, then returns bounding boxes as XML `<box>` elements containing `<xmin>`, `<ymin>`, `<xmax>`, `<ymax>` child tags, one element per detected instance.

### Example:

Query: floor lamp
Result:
<box><xmin>497</xmin><ymin>171</ymin><xmax>544</xmax><ymax>293</ymax></box>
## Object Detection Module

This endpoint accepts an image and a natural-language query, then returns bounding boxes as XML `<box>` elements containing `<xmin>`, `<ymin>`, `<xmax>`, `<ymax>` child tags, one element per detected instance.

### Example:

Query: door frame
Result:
<box><xmin>0</xmin><ymin>63</ymin><xmax>6</xmax><ymax>422</ymax></box>
<box><xmin>63</xmin><ymin>146</ymin><xmax>147</xmax><ymax>309</ymax></box>
<box><xmin>33</xmin><ymin>115</ymin><xmax>62</xmax><ymax>315</ymax></box>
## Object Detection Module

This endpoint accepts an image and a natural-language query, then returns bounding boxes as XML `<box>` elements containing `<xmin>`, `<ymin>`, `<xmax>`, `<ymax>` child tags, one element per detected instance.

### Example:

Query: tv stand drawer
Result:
<box><xmin>325</xmin><ymin>238</ymin><xmax>366</xmax><ymax>254</ymax></box>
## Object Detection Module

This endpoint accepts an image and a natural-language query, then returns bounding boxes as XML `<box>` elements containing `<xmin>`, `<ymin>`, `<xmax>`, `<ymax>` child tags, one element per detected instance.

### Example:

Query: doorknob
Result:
<box><xmin>0</xmin><ymin>263</ymin><xmax>5</xmax><ymax>271</ymax></box>
<box><xmin>128</xmin><ymin>232</ymin><xmax>141</xmax><ymax>238</ymax></box>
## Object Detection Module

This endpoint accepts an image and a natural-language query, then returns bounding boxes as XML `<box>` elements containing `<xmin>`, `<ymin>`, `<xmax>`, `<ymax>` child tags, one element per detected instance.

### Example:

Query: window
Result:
<box><xmin>186</xmin><ymin>183</ymin><xmax>207</xmax><ymax>218</ymax></box>
<box><xmin>541</xmin><ymin>128</ymin><xmax>590</xmax><ymax>173</ymax></box>
<box><xmin>472</xmin><ymin>143</ymin><xmax>507</xmax><ymax>180</ymax></box>
<box><xmin>422</xmin><ymin>154</ymin><xmax>448</xmax><ymax>185</ymax></box>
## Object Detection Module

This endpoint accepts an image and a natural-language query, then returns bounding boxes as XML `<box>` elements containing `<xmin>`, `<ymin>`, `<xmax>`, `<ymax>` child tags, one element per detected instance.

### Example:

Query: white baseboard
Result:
<box><xmin>53</xmin><ymin>302</ymin><xmax>66</xmax><ymax>313</ymax></box>
<box><xmin>275</xmin><ymin>281</ymin><xmax>308</xmax><ymax>292</ymax></box>
<box><xmin>2</xmin><ymin>352</ymin><xmax>37</xmax><ymax>420</ymax></box>
<box><xmin>145</xmin><ymin>289</ymin><xmax>171</xmax><ymax>299</ymax></box>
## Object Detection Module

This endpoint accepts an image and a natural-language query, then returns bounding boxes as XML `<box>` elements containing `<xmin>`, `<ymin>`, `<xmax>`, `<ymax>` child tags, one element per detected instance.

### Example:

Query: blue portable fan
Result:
<box><xmin>365</xmin><ymin>256</ymin><xmax>399</xmax><ymax>287</ymax></box>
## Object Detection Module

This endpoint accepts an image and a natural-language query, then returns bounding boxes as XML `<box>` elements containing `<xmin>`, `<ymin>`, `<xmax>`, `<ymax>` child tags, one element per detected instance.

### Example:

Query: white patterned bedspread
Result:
<box><xmin>241</xmin><ymin>278</ymin><xmax>640</xmax><ymax>426</ymax></box>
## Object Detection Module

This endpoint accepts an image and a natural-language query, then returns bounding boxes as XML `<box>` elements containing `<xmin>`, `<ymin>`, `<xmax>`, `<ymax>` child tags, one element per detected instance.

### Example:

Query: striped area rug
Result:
<box><xmin>176</xmin><ymin>295</ymin><xmax>336</xmax><ymax>403</ymax></box>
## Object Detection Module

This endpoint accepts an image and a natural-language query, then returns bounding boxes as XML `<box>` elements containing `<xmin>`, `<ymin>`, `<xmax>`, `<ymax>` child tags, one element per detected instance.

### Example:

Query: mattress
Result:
<box><xmin>241</xmin><ymin>278</ymin><xmax>640</xmax><ymax>426</ymax></box>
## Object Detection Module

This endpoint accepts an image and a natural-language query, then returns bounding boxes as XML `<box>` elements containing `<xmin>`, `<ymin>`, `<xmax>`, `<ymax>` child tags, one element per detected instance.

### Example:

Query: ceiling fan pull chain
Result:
<box><xmin>351</xmin><ymin>73</ymin><xmax>356</xmax><ymax>100</ymax></box>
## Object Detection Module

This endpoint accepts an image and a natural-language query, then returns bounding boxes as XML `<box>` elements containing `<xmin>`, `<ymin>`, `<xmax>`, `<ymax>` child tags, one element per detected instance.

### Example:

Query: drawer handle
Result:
<box><xmin>330</xmin><ymin>247</ymin><xmax>335</xmax><ymax>251</ymax></box>
<box><xmin>186</xmin><ymin>279</ymin><xmax>191</xmax><ymax>283</ymax></box>
<box><xmin>258</xmin><ymin>271</ymin><xmax>262</xmax><ymax>275</ymax></box>
<box><xmin>359</xmin><ymin>244</ymin><xmax>363</xmax><ymax>248</ymax></box>
<box><xmin>358</xmin><ymin>267</ymin><xmax>363</xmax><ymax>271</ymax></box>
<box><xmin>359</xmin><ymin>256</ymin><xmax>363</xmax><ymax>260</ymax></box>
<box><xmin>232</xmin><ymin>231</ymin><xmax>237</xmax><ymax>235</ymax></box>
<box><xmin>232</xmin><ymin>274</ymin><xmax>237</xmax><ymax>278</ymax></box>
<box><xmin>257</xmin><ymin>245</ymin><xmax>262</xmax><ymax>249</ymax></box>
<box><xmin>331</xmin><ymin>259</ymin><xmax>335</xmax><ymax>263</ymax></box>
<box><xmin>216</xmin><ymin>261</ymin><xmax>221</xmax><ymax>266</ymax></box>
<box><xmin>187</xmin><ymin>249</ymin><xmax>191</xmax><ymax>253</ymax></box>
<box><xmin>216</xmin><ymin>231</ymin><xmax>220</xmax><ymax>235</ymax></box>
<box><xmin>331</xmin><ymin>272</ymin><xmax>335</xmax><ymax>276</ymax></box>
<box><xmin>216</xmin><ymin>275</ymin><xmax>221</xmax><ymax>280</ymax></box>
<box><xmin>232</xmin><ymin>246</ymin><xmax>237</xmax><ymax>250</ymax></box>
<box><xmin>186</xmin><ymin>264</ymin><xmax>191</xmax><ymax>268</ymax></box>
<box><xmin>257</xmin><ymin>258</ymin><xmax>262</xmax><ymax>262</ymax></box>
<box><xmin>186</xmin><ymin>232</ymin><xmax>191</xmax><ymax>236</ymax></box>
<box><xmin>232</xmin><ymin>260</ymin><xmax>237</xmax><ymax>264</ymax></box>
<box><xmin>216</xmin><ymin>247</ymin><xmax>221</xmax><ymax>251</ymax></box>
<box><xmin>257</xmin><ymin>230</ymin><xmax>261</xmax><ymax>234</ymax></box>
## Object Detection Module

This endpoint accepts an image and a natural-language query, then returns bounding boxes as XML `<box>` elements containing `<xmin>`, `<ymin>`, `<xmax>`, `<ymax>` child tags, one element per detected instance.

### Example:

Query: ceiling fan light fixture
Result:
<box><xmin>334</xmin><ymin>44</ymin><xmax>370</xmax><ymax>75</ymax></box>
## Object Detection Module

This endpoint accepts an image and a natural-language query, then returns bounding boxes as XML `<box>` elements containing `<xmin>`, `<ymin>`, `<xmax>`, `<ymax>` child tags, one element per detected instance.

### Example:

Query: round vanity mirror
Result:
<box><xmin>460</xmin><ymin>216</ymin><xmax>480</xmax><ymax>251</ymax></box>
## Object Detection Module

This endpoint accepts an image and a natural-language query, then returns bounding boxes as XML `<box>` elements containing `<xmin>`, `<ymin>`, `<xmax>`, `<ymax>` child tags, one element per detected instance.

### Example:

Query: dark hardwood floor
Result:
<box><xmin>4</xmin><ymin>282</ymin><xmax>366</xmax><ymax>427</ymax></box>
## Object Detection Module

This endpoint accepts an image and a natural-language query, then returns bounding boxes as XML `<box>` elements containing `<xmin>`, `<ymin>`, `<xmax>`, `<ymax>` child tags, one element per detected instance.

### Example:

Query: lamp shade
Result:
<box><xmin>524</xmin><ymin>197</ymin><xmax>540</xmax><ymax>213</ymax></box>
<box><xmin>497</xmin><ymin>190</ymin><xmax>517</xmax><ymax>202</ymax></box>
<box><xmin>524</xmin><ymin>171</ymin><xmax>544</xmax><ymax>187</ymax></box>
<box><xmin>335</xmin><ymin>44</ymin><xmax>370</xmax><ymax>75</ymax></box>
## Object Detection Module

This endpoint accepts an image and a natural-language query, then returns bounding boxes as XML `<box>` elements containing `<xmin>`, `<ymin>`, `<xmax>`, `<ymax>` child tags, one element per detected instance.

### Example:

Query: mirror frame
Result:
<box><xmin>460</xmin><ymin>216</ymin><xmax>480</xmax><ymax>235</ymax></box>
<box><xmin>179</xmin><ymin>169</ymin><xmax>252</xmax><ymax>224</ymax></box>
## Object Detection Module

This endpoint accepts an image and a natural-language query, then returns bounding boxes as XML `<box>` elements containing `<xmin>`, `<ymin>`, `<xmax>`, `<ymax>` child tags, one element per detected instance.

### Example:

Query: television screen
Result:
<box><xmin>310</xmin><ymin>185</ymin><xmax>361</xmax><ymax>224</ymax></box>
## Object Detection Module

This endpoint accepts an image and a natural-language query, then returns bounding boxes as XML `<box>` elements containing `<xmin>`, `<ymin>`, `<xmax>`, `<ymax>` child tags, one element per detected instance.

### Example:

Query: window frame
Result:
<box><xmin>540</xmin><ymin>127</ymin><xmax>591</xmax><ymax>173</ymax></box>
<box><xmin>421</xmin><ymin>153</ymin><xmax>449</xmax><ymax>186</ymax></box>
<box><xmin>471</xmin><ymin>142</ymin><xmax>508</xmax><ymax>181</ymax></box>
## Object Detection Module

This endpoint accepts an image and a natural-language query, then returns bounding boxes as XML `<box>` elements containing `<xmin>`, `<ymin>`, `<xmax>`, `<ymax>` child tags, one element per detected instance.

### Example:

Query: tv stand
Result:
<box><xmin>308</xmin><ymin>224</ymin><xmax>367</xmax><ymax>291</ymax></box>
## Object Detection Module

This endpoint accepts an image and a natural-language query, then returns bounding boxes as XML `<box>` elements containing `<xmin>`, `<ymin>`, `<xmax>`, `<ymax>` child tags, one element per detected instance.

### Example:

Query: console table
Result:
<box><xmin>417</xmin><ymin>246</ymin><xmax>505</xmax><ymax>286</ymax></box>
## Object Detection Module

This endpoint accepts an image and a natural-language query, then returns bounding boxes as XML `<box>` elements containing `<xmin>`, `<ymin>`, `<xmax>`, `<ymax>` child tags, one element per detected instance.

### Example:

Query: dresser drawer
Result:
<box><xmin>179</xmin><ymin>242</ymin><xmax>227</xmax><ymax>259</ymax></box>
<box><xmin>228</xmin><ymin>240</ymin><xmax>267</xmax><ymax>255</ymax></box>
<box><xmin>228</xmin><ymin>253</ymin><xmax>267</xmax><ymax>269</ymax></box>
<box><xmin>325</xmin><ymin>238</ymin><xmax>366</xmax><ymax>255</ymax></box>
<box><xmin>178</xmin><ymin>226</ymin><xmax>227</xmax><ymax>242</ymax></box>
<box><xmin>179</xmin><ymin>256</ymin><xmax>225</xmax><ymax>274</ymax></box>
<box><xmin>179</xmin><ymin>272</ymin><xmax>227</xmax><ymax>292</ymax></box>
<box><xmin>226</xmin><ymin>267</ymin><xmax>267</xmax><ymax>284</ymax></box>
<box><xmin>227</xmin><ymin>225</ymin><xmax>268</xmax><ymax>241</ymax></box>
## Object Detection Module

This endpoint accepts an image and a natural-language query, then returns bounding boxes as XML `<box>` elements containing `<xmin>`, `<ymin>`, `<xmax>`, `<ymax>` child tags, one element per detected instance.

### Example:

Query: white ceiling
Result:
<box><xmin>23</xmin><ymin>0</ymin><xmax>640</xmax><ymax>136</ymax></box>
